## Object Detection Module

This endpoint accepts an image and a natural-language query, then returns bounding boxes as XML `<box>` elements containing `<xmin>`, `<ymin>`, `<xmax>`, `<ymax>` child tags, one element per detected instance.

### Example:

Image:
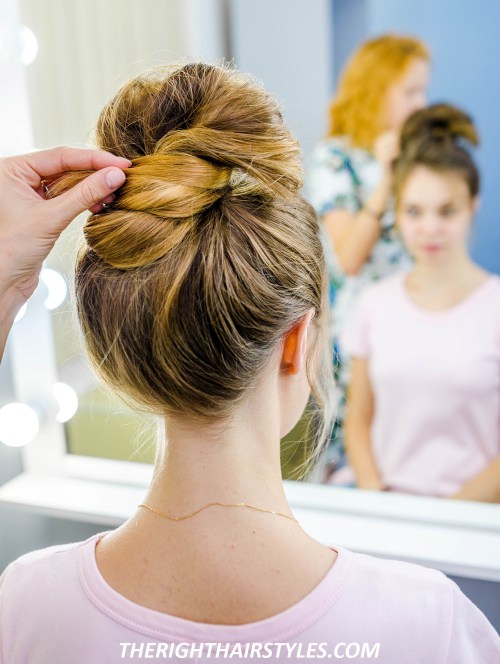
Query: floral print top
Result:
<box><xmin>306</xmin><ymin>136</ymin><xmax>412</xmax><ymax>348</ymax></box>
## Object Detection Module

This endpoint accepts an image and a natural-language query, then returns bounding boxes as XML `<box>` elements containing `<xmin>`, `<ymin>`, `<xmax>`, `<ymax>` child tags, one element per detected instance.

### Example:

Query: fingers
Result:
<box><xmin>22</xmin><ymin>147</ymin><xmax>131</xmax><ymax>187</ymax></box>
<box><xmin>88</xmin><ymin>193</ymin><xmax>115</xmax><ymax>214</ymax></box>
<box><xmin>48</xmin><ymin>167</ymin><xmax>126</xmax><ymax>225</ymax></box>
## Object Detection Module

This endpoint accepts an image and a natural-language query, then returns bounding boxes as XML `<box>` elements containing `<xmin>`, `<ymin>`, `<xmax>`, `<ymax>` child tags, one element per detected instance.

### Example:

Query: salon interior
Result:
<box><xmin>0</xmin><ymin>0</ymin><xmax>499</xmax><ymax>633</ymax></box>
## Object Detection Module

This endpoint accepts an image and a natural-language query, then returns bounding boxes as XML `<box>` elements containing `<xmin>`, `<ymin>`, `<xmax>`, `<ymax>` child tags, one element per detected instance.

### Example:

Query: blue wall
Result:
<box><xmin>333</xmin><ymin>0</ymin><xmax>500</xmax><ymax>273</ymax></box>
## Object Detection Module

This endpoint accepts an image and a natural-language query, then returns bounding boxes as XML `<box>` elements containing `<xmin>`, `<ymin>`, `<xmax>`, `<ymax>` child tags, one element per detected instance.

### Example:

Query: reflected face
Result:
<box><xmin>384</xmin><ymin>58</ymin><xmax>430</xmax><ymax>130</ymax></box>
<box><xmin>397</xmin><ymin>166</ymin><xmax>476</xmax><ymax>263</ymax></box>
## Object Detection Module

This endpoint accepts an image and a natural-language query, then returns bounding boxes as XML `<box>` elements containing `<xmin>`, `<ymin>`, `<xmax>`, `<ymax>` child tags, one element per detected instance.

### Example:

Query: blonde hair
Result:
<box><xmin>50</xmin><ymin>63</ymin><xmax>334</xmax><ymax>478</ymax></box>
<box><xmin>329</xmin><ymin>34</ymin><xmax>430</xmax><ymax>150</ymax></box>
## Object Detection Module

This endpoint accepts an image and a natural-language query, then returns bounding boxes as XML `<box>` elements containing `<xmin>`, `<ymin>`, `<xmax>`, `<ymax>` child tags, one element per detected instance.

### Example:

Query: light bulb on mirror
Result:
<box><xmin>40</xmin><ymin>268</ymin><xmax>67</xmax><ymax>310</ymax></box>
<box><xmin>0</xmin><ymin>24</ymin><xmax>38</xmax><ymax>66</ymax></box>
<box><xmin>14</xmin><ymin>302</ymin><xmax>27</xmax><ymax>323</ymax></box>
<box><xmin>0</xmin><ymin>402</ymin><xmax>39</xmax><ymax>447</ymax></box>
<box><xmin>0</xmin><ymin>25</ymin><xmax>11</xmax><ymax>64</ymax></box>
<box><xmin>20</xmin><ymin>25</ymin><xmax>38</xmax><ymax>66</ymax></box>
<box><xmin>53</xmin><ymin>382</ymin><xmax>78</xmax><ymax>423</ymax></box>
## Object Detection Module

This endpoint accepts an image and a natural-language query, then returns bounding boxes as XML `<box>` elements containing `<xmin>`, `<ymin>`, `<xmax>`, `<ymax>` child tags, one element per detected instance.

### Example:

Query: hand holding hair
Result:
<box><xmin>373</xmin><ymin>129</ymin><xmax>400</xmax><ymax>169</ymax></box>
<box><xmin>0</xmin><ymin>146</ymin><xmax>130</xmax><ymax>361</ymax></box>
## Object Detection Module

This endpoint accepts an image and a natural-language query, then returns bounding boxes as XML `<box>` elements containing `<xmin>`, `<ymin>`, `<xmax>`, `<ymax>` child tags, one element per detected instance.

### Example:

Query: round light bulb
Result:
<box><xmin>20</xmin><ymin>25</ymin><xmax>38</xmax><ymax>66</ymax></box>
<box><xmin>41</xmin><ymin>268</ymin><xmax>67</xmax><ymax>310</ymax></box>
<box><xmin>0</xmin><ymin>402</ymin><xmax>39</xmax><ymax>447</ymax></box>
<box><xmin>53</xmin><ymin>382</ymin><xmax>78</xmax><ymax>423</ymax></box>
<box><xmin>0</xmin><ymin>25</ymin><xmax>12</xmax><ymax>64</ymax></box>
<box><xmin>14</xmin><ymin>302</ymin><xmax>27</xmax><ymax>323</ymax></box>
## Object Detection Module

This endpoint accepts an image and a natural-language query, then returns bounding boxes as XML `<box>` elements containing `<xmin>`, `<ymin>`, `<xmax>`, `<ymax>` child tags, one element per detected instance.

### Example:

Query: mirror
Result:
<box><xmin>12</xmin><ymin>0</ymin><xmax>500</xmax><ymax>508</ymax></box>
<box><xmin>305</xmin><ymin>0</ymin><xmax>500</xmax><ymax>503</ymax></box>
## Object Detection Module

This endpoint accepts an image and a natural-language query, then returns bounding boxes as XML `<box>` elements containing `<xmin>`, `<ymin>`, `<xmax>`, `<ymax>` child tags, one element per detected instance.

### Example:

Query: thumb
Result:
<box><xmin>49</xmin><ymin>167</ymin><xmax>126</xmax><ymax>226</ymax></box>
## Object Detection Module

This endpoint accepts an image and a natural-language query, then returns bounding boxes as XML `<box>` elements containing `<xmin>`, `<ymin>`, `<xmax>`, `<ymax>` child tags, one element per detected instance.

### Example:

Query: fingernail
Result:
<box><xmin>105</xmin><ymin>169</ymin><xmax>126</xmax><ymax>189</ymax></box>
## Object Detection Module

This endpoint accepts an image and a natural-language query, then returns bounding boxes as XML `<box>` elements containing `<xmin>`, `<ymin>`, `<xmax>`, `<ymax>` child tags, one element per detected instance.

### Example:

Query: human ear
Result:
<box><xmin>280</xmin><ymin>309</ymin><xmax>315</xmax><ymax>376</ymax></box>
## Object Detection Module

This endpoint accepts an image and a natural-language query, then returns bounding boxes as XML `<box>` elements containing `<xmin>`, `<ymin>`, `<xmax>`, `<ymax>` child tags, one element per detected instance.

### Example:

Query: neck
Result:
<box><xmin>409</xmin><ymin>253</ymin><xmax>481</xmax><ymax>290</ymax></box>
<box><xmin>141</xmin><ymin>387</ymin><xmax>294</xmax><ymax>523</ymax></box>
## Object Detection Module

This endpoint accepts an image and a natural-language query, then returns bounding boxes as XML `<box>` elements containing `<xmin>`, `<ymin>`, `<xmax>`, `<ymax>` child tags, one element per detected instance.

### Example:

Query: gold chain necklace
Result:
<box><xmin>138</xmin><ymin>502</ymin><xmax>298</xmax><ymax>523</ymax></box>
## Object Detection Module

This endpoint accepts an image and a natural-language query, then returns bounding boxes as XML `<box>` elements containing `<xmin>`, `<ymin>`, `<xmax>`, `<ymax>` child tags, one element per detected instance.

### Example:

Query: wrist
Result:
<box><xmin>379</xmin><ymin>163</ymin><xmax>394</xmax><ymax>179</ymax></box>
<box><xmin>0</xmin><ymin>290</ymin><xmax>25</xmax><ymax>364</ymax></box>
<box><xmin>357</xmin><ymin>476</ymin><xmax>385</xmax><ymax>491</ymax></box>
<box><xmin>373</xmin><ymin>168</ymin><xmax>393</xmax><ymax>198</ymax></box>
<box><xmin>0</xmin><ymin>281</ymin><xmax>27</xmax><ymax>324</ymax></box>
<box><xmin>361</xmin><ymin>206</ymin><xmax>385</xmax><ymax>223</ymax></box>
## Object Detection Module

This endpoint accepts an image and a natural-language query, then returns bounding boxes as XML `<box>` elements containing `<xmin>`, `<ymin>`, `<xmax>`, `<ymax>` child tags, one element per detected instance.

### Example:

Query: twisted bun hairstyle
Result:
<box><xmin>86</xmin><ymin>63</ymin><xmax>303</xmax><ymax>269</ymax></box>
<box><xmin>50</xmin><ymin>63</ymin><xmax>333</xmax><ymax>476</ymax></box>
<box><xmin>393</xmin><ymin>103</ymin><xmax>480</xmax><ymax>200</ymax></box>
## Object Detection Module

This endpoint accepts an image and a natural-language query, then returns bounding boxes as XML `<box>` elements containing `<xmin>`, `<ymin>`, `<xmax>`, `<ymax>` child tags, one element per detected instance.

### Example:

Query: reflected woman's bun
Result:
<box><xmin>86</xmin><ymin>63</ymin><xmax>303</xmax><ymax>269</ymax></box>
<box><xmin>394</xmin><ymin>103</ymin><xmax>480</xmax><ymax>199</ymax></box>
<box><xmin>400</xmin><ymin>103</ymin><xmax>478</xmax><ymax>153</ymax></box>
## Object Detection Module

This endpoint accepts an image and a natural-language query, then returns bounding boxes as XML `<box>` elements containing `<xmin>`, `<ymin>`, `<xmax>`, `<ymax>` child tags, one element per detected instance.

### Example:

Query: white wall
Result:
<box><xmin>229</xmin><ymin>0</ymin><xmax>333</xmax><ymax>166</ymax></box>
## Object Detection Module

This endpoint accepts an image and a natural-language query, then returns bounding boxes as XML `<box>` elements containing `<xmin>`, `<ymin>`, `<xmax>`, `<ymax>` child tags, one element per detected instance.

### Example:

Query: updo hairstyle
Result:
<box><xmin>50</xmin><ymin>63</ymin><xmax>334</xmax><ymax>475</ymax></box>
<box><xmin>393</xmin><ymin>103</ymin><xmax>480</xmax><ymax>202</ymax></box>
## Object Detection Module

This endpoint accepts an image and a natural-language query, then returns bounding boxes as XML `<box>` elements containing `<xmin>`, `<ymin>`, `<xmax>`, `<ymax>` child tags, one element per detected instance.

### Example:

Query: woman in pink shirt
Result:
<box><xmin>343</xmin><ymin>104</ymin><xmax>500</xmax><ymax>501</ymax></box>
<box><xmin>0</xmin><ymin>68</ymin><xmax>498</xmax><ymax>662</ymax></box>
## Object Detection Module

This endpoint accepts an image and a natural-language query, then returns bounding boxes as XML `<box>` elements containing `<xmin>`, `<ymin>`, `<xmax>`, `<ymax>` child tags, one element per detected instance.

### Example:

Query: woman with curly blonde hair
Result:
<box><xmin>307</xmin><ymin>34</ymin><xmax>430</xmax><ymax>482</ymax></box>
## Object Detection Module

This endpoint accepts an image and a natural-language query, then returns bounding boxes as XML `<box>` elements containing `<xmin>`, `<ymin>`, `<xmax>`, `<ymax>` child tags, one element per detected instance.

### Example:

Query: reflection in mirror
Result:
<box><xmin>305</xmin><ymin>7</ymin><xmax>500</xmax><ymax>503</ymax></box>
<box><xmin>309</xmin><ymin>75</ymin><xmax>500</xmax><ymax>502</ymax></box>
<box><xmin>341</xmin><ymin>104</ymin><xmax>499</xmax><ymax>503</ymax></box>
<box><xmin>47</xmin><ymin>217</ymin><xmax>156</xmax><ymax>465</ymax></box>
<box><xmin>307</xmin><ymin>34</ymin><xmax>431</xmax><ymax>491</ymax></box>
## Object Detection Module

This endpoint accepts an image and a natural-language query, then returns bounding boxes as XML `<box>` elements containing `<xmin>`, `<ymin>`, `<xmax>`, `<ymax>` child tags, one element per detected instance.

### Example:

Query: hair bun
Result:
<box><xmin>400</xmin><ymin>103</ymin><xmax>479</xmax><ymax>153</ymax></box>
<box><xmin>80</xmin><ymin>151</ymin><xmax>232</xmax><ymax>270</ymax></box>
<box><xmin>81</xmin><ymin>63</ymin><xmax>303</xmax><ymax>268</ymax></box>
<box><xmin>120</xmin><ymin>153</ymin><xmax>232</xmax><ymax>219</ymax></box>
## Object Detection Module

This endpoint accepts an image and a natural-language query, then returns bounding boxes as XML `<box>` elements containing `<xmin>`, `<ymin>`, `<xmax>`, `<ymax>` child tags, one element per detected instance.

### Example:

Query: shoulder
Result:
<box><xmin>475</xmin><ymin>273</ymin><xmax>500</xmax><ymax>295</ymax></box>
<box><xmin>0</xmin><ymin>533</ymin><xmax>111</xmax><ymax>663</ymax></box>
<box><xmin>2</xmin><ymin>536</ymin><xmax>90</xmax><ymax>576</ymax></box>
<box><xmin>474</xmin><ymin>274</ymin><xmax>500</xmax><ymax>324</ymax></box>
<box><xmin>342</xmin><ymin>276</ymin><xmax>402</xmax><ymax>347</ymax></box>
<box><xmin>310</xmin><ymin>136</ymin><xmax>355</xmax><ymax>169</ymax></box>
<box><xmin>356</xmin><ymin>273</ymin><xmax>404</xmax><ymax>311</ymax></box>
<box><xmin>307</xmin><ymin>138</ymin><xmax>365</xmax><ymax>215</ymax></box>
<box><xmin>348</xmin><ymin>547</ymin><xmax>452</xmax><ymax>595</ymax></box>
<box><xmin>0</xmin><ymin>533</ymin><xmax>104</xmax><ymax>611</ymax></box>
<box><xmin>486</xmin><ymin>273</ymin><xmax>500</xmax><ymax>296</ymax></box>
<box><xmin>344</xmin><ymin>548</ymin><xmax>499</xmax><ymax>661</ymax></box>
<box><xmin>315</xmin><ymin>548</ymin><xmax>475</xmax><ymax>661</ymax></box>
<box><xmin>343</xmin><ymin>549</ymin><xmax>456</xmax><ymax>632</ymax></box>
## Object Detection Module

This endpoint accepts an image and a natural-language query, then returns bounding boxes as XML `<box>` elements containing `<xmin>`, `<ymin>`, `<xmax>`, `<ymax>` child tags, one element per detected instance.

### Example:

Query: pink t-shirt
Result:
<box><xmin>341</xmin><ymin>272</ymin><xmax>500</xmax><ymax>497</ymax></box>
<box><xmin>0</xmin><ymin>531</ymin><xmax>498</xmax><ymax>663</ymax></box>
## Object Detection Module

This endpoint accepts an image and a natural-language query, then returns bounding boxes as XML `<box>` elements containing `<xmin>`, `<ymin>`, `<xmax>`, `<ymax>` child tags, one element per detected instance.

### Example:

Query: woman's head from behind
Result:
<box><xmin>393</xmin><ymin>103</ymin><xmax>480</xmax><ymax>264</ymax></box>
<box><xmin>329</xmin><ymin>34</ymin><xmax>430</xmax><ymax>149</ymax></box>
<box><xmin>54</xmin><ymin>63</ymin><xmax>333</xmax><ymax>475</ymax></box>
